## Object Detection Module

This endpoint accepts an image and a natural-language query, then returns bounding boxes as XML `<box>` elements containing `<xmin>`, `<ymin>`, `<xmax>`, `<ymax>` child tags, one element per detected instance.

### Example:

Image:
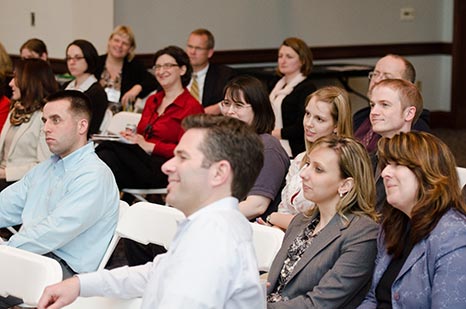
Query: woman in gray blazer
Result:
<box><xmin>267</xmin><ymin>135</ymin><xmax>379</xmax><ymax>308</ymax></box>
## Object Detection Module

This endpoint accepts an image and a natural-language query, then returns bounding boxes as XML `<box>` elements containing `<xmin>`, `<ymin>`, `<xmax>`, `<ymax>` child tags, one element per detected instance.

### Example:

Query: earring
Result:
<box><xmin>339</xmin><ymin>192</ymin><xmax>343</xmax><ymax>198</ymax></box>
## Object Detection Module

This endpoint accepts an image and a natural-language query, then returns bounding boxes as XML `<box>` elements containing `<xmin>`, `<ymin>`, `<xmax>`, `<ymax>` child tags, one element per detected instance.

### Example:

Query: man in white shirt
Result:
<box><xmin>38</xmin><ymin>114</ymin><xmax>266</xmax><ymax>309</ymax></box>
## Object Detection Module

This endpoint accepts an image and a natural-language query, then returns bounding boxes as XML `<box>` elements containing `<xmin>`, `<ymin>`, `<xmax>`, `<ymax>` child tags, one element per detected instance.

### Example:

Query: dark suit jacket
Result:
<box><xmin>267</xmin><ymin>212</ymin><xmax>378</xmax><ymax>308</ymax></box>
<box><xmin>202</xmin><ymin>63</ymin><xmax>236</xmax><ymax>107</ymax></box>
<box><xmin>278</xmin><ymin>78</ymin><xmax>316</xmax><ymax>157</ymax></box>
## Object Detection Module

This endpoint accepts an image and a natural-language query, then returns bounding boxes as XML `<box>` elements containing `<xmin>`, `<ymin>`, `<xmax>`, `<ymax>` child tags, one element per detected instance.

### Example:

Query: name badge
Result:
<box><xmin>105</xmin><ymin>87</ymin><xmax>121</xmax><ymax>103</ymax></box>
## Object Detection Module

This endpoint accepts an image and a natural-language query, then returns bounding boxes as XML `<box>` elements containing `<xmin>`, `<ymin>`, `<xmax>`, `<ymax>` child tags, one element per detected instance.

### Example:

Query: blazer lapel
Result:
<box><xmin>7</xmin><ymin>114</ymin><xmax>36</xmax><ymax>157</ymax></box>
<box><xmin>395</xmin><ymin>239</ymin><xmax>426</xmax><ymax>280</ymax></box>
<box><xmin>287</xmin><ymin>213</ymin><xmax>350</xmax><ymax>282</ymax></box>
<box><xmin>267</xmin><ymin>215</ymin><xmax>307</xmax><ymax>289</ymax></box>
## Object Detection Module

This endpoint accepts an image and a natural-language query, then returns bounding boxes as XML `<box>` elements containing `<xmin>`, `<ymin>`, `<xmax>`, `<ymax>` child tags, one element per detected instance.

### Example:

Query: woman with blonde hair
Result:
<box><xmin>359</xmin><ymin>131</ymin><xmax>466</xmax><ymax>308</ymax></box>
<box><xmin>267</xmin><ymin>135</ymin><xmax>378</xmax><ymax>308</ymax></box>
<box><xmin>261</xmin><ymin>86</ymin><xmax>353</xmax><ymax>230</ymax></box>
<box><xmin>0</xmin><ymin>59</ymin><xmax>58</xmax><ymax>190</ymax></box>
<box><xmin>96</xmin><ymin>25</ymin><xmax>158</xmax><ymax>112</ymax></box>
<box><xmin>270</xmin><ymin>37</ymin><xmax>316</xmax><ymax>157</ymax></box>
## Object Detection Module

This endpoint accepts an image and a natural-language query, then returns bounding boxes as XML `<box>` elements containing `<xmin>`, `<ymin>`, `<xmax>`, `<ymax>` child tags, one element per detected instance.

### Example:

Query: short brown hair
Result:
<box><xmin>182</xmin><ymin>114</ymin><xmax>264</xmax><ymax>200</ymax></box>
<box><xmin>190</xmin><ymin>28</ymin><xmax>215</xmax><ymax>49</ymax></box>
<box><xmin>278</xmin><ymin>37</ymin><xmax>313</xmax><ymax>76</ymax></box>
<box><xmin>370</xmin><ymin>78</ymin><xmax>423</xmax><ymax>124</ymax></box>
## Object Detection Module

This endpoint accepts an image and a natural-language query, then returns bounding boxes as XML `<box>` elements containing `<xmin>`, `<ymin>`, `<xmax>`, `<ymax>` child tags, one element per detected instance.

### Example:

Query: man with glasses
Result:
<box><xmin>186</xmin><ymin>28</ymin><xmax>235</xmax><ymax>114</ymax></box>
<box><xmin>353</xmin><ymin>54</ymin><xmax>430</xmax><ymax>152</ymax></box>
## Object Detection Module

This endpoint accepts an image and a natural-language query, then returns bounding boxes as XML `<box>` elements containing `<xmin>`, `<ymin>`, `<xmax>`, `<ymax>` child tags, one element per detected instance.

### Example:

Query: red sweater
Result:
<box><xmin>0</xmin><ymin>96</ymin><xmax>10</xmax><ymax>131</ymax></box>
<box><xmin>137</xmin><ymin>89</ymin><xmax>204</xmax><ymax>158</ymax></box>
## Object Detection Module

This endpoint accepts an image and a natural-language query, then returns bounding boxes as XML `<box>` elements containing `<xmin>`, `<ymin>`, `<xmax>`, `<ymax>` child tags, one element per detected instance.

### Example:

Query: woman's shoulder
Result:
<box><xmin>344</xmin><ymin>213</ymin><xmax>379</xmax><ymax>235</ymax></box>
<box><xmin>294</xmin><ymin>77</ymin><xmax>316</xmax><ymax>92</ymax></box>
<box><xmin>428</xmin><ymin>209</ymin><xmax>466</xmax><ymax>247</ymax></box>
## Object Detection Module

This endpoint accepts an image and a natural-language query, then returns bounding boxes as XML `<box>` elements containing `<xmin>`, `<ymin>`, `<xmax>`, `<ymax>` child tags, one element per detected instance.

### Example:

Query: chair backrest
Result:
<box><xmin>65</xmin><ymin>296</ymin><xmax>142</xmax><ymax>309</ymax></box>
<box><xmin>117</xmin><ymin>202</ymin><xmax>185</xmax><ymax>247</ymax></box>
<box><xmin>97</xmin><ymin>201</ymin><xmax>185</xmax><ymax>270</ymax></box>
<box><xmin>99</xmin><ymin>108</ymin><xmax>114</xmax><ymax>134</ymax></box>
<box><xmin>106</xmin><ymin>111</ymin><xmax>142</xmax><ymax>135</ymax></box>
<box><xmin>97</xmin><ymin>200</ymin><xmax>130</xmax><ymax>270</ymax></box>
<box><xmin>0</xmin><ymin>246</ymin><xmax>63</xmax><ymax>306</ymax></box>
<box><xmin>250</xmin><ymin>223</ymin><xmax>285</xmax><ymax>272</ymax></box>
<box><xmin>457</xmin><ymin>167</ymin><xmax>466</xmax><ymax>189</ymax></box>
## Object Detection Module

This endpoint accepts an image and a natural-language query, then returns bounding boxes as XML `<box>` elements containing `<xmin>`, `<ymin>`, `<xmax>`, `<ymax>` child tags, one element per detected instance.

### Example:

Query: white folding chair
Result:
<box><xmin>121</xmin><ymin>188</ymin><xmax>168</xmax><ymax>202</ymax></box>
<box><xmin>97</xmin><ymin>202</ymin><xmax>185</xmax><ymax>270</ymax></box>
<box><xmin>0</xmin><ymin>246</ymin><xmax>63</xmax><ymax>307</ymax></box>
<box><xmin>97</xmin><ymin>200</ymin><xmax>130</xmax><ymax>270</ymax></box>
<box><xmin>106</xmin><ymin>111</ymin><xmax>142</xmax><ymax>135</ymax></box>
<box><xmin>250</xmin><ymin>223</ymin><xmax>285</xmax><ymax>272</ymax></box>
<box><xmin>98</xmin><ymin>108</ymin><xmax>114</xmax><ymax>134</ymax></box>
<box><xmin>65</xmin><ymin>296</ymin><xmax>142</xmax><ymax>309</ymax></box>
<box><xmin>456</xmin><ymin>166</ymin><xmax>466</xmax><ymax>188</ymax></box>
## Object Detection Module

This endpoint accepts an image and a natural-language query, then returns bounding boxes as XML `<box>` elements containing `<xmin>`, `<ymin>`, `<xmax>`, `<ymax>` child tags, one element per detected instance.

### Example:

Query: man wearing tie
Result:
<box><xmin>186</xmin><ymin>28</ymin><xmax>236</xmax><ymax>114</ymax></box>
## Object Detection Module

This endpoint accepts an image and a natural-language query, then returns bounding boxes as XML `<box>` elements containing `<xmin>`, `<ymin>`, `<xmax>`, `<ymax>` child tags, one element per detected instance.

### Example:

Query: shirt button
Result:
<box><xmin>393</xmin><ymin>292</ymin><xmax>400</xmax><ymax>301</ymax></box>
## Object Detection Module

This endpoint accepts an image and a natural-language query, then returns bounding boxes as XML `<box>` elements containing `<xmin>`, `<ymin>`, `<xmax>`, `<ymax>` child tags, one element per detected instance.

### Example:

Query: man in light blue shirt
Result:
<box><xmin>38</xmin><ymin>115</ymin><xmax>265</xmax><ymax>309</ymax></box>
<box><xmin>0</xmin><ymin>90</ymin><xmax>119</xmax><ymax>277</ymax></box>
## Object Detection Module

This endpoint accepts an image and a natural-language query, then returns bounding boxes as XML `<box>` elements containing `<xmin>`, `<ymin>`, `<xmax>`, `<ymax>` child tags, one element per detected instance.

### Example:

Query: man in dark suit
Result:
<box><xmin>186</xmin><ymin>28</ymin><xmax>235</xmax><ymax>114</ymax></box>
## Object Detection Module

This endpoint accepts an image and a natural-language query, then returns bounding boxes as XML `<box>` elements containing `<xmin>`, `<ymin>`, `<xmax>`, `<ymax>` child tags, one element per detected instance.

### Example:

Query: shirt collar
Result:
<box><xmin>51</xmin><ymin>142</ymin><xmax>95</xmax><ymax>170</ymax></box>
<box><xmin>66</xmin><ymin>75</ymin><xmax>98</xmax><ymax>92</ymax></box>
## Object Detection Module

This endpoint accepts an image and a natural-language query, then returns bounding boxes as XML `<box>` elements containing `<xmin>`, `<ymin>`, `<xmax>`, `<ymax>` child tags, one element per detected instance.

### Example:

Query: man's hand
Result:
<box><xmin>37</xmin><ymin>276</ymin><xmax>80</xmax><ymax>309</ymax></box>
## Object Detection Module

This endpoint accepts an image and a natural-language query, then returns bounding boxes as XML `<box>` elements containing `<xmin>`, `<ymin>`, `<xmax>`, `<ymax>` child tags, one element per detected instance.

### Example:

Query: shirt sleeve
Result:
<box><xmin>5</xmin><ymin>167</ymin><xmax>114</xmax><ymax>254</ymax></box>
<box><xmin>78</xmin><ymin>262</ymin><xmax>154</xmax><ymax>299</ymax></box>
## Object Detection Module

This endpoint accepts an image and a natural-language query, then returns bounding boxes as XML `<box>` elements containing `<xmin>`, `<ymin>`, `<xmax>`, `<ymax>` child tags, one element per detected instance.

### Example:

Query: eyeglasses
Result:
<box><xmin>368</xmin><ymin>71</ymin><xmax>394</xmax><ymax>81</ymax></box>
<box><xmin>153</xmin><ymin>63</ymin><xmax>179</xmax><ymax>71</ymax></box>
<box><xmin>66</xmin><ymin>56</ymin><xmax>85</xmax><ymax>62</ymax></box>
<box><xmin>186</xmin><ymin>44</ymin><xmax>209</xmax><ymax>52</ymax></box>
<box><xmin>220</xmin><ymin>100</ymin><xmax>252</xmax><ymax>112</ymax></box>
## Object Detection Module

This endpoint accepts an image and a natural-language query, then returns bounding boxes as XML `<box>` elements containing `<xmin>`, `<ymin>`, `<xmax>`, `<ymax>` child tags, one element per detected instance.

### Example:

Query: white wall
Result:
<box><xmin>0</xmin><ymin>0</ymin><xmax>113</xmax><ymax>57</ymax></box>
<box><xmin>0</xmin><ymin>0</ymin><xmax>454</xmax><ymax>111</ymax></box>
<box><xmin>114</xmin><ymin>0</ymin><xmax>453</xmax><ymax>111</ymax></box>
<box><xmin>114</xmin><ymin>0</ymin><xmax>453</xmax><ymax>51</ymax></box>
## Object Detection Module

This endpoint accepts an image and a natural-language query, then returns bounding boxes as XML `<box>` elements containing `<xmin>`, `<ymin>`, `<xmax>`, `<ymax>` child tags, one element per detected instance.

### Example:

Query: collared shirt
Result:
<box><xmin>0</xmin><ymin>142</ymin><xmax>119</xmax><ymax>273</ymax></box>
<box><xmin>65</xmin><ymin>75</ymin><xmax>98</xmax><ymax>92</ymax></box>
<box><xmin>188</xmin><ymin>64</ymin><xmax>209</xmax><ymax>104</ymax></box>
<box><xmin>78</xmin><ymin>197</ymin><xmax>265</xmax><ymax>308</ymax></box>
<box><xmin>137</xmin><ymin>89</ymin><xmax>204</xmax><ymax>158</ymax></box>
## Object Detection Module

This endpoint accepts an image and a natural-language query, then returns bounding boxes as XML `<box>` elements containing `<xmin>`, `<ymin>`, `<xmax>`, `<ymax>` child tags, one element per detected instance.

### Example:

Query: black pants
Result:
<box><xmin>124</xmin><ymin>240</ymin><xmax>167</xmax><ymax>266</ymax></box>
<box><xmin>96</xmin><ymin>141</ymin><xmax>168</xmax><ymax>190</ymax></box>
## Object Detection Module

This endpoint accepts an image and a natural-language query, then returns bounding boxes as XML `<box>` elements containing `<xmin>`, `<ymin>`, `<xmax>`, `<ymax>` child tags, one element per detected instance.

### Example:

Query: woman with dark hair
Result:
<box><xmin>96</xmin><ymin>45</ymin><xmax>204</xmax><ymax>191</ymax></box>
<box><xmin>96</xmin><ymin>45</ymin><xmax>204</xmax><ymax>267</ymax></box>
<box><xmin>270</xmin><ymin>37</ymin><xmax>316</xmax><ymax>158</ymax></box>
<box><xmin>96</xmin><ymin>25</ymin><xmax>158</xmax><ymax>112</ymax></box>
<box><xmin>64</xmin><ymin>39</ymin><xmax>108</xmax><ymax>135</ymax></box>
<box><xmin>358</xmin><ymin>131</ymin><xmax>466</xmax><ymax>308</ymax></box>
<box><xmin>220</xmin><ymin>75</ymin><xmax>289</xmax><ymax>220</ymax></box>
<box><xmin>267</xmin><ymin>136</ymin><xmax>378</xmax><ymax>308</ymax></box>
<box><xmin>0</xmin><ymin>59</ymin><xmax>58</xmax><ymax>190</ymax></box>
<box><xmin>19</xmin><ymin>38</ymin><xmax>48</xmax><ymax>60</ymax></box>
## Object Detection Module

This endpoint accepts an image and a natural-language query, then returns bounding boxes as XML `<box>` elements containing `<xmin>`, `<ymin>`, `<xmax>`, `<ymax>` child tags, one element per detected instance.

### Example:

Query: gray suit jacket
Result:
<box><xmin>267</xmin><ymin>211</ymin><xmax>378</xmax><ymax>308</ymax></box>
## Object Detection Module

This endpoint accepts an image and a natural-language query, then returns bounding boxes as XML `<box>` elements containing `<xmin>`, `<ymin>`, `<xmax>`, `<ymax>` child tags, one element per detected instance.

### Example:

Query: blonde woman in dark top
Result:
<box><xmin>96</xmin><ymin>25</ymin><xmax>158</xmax><ymax>112</ymax></box>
